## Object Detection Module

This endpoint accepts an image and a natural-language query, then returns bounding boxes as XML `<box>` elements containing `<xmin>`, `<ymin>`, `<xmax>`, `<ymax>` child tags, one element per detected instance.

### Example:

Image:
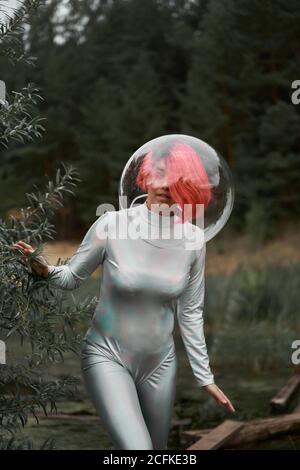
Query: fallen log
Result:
<box><xmin>270</xmin><ymin>374</ymin><xmax>300</xmax><ymax>411</ymax></box>
<box><xmin>186</xmin><ymin>420</ymin><xmax>244</xmax><ymax>450</ymax></box>
<box><xmin>292</xmin><ymin>401</ymin><xmax>300</xmax><ymax>413</ymax></box>
<box><xmin>183</xmin><ymin>411</ymin><xmax>300</xmax><ymax>448</ymax></box>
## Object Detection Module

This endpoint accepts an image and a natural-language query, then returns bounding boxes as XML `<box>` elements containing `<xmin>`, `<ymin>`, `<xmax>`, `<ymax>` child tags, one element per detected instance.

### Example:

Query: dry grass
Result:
<box><xmin>42</xmin><ymin>221</ymin><xmax>300</xmax><ymax>278</ymax></box>
<box><xmin>206</xmin><ymin>221</ymin><xmax>300</xmax><ymax>275</ymax></box>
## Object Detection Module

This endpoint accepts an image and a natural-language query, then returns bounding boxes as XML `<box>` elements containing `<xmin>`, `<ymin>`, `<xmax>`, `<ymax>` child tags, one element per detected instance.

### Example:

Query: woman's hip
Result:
<box><xmin>80</xmin><ymin>327</ymin><xmax>177</xmax><ymax>386</ymax></box>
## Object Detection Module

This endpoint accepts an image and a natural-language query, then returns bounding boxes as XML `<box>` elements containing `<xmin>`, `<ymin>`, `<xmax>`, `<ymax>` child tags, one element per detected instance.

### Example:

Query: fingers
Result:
<box><xmin>12</xmin><ymin>241</ymin><xmax>34</xmax><ymax>256</ymax></box>
<box><xmin>219</xmin><ymin>396</ymin><xmax>235</xmax><ymax>413</ymax></box>
<box><xmin>220</xmin><ymin>391</ymin><xmax>235</xmax><ymax>412</ymax></box>
<box><xmin>13</xmin><ymin>241</ymin><xmax>32</xmax><ymax>249</ymax></box>
<box><xmin>205</xmin><ymin>384</ymin><xmax>236</xmax><ymax>413</ymax></box>
<box><xmin>216</xmin><ymin>387</ymin><xmax>236</xmax><ymax>413</ymax></box>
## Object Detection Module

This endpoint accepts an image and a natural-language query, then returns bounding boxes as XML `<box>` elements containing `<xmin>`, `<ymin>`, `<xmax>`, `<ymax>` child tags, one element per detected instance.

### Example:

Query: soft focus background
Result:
<box><xmin>1</xmin><ymin>0</ymin><xmax>300</xmax><ymax>450</ymax></box>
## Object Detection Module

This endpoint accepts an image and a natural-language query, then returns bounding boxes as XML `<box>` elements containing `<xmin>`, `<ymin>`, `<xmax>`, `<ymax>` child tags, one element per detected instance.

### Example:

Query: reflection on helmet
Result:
<box><xmin>119</xmin><ymin>134</ymin><xmax>234</xmax><ymax>241</ymax></box>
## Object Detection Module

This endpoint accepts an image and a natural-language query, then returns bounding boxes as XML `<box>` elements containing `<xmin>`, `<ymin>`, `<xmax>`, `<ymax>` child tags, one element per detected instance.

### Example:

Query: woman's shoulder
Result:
<box><xmin>100</xmin><ymin>205</ymin><xmax>136</xmax><ymax>221</ymax></box>
<box><xmin>93</xmin><ymin>205</ymin><xmax>137</xmax><ymax>232</ymax></box>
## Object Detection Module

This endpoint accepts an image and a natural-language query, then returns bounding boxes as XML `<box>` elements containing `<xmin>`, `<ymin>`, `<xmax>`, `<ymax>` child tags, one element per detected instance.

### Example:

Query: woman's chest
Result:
<box><xmin>103</xmin><ymin>237</ymin><xmax>194</xmax><ymax>298</ymax></box>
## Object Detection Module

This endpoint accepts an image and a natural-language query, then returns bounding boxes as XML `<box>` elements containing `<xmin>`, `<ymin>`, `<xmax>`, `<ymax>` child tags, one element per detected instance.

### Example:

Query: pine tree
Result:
<box><xmin>76</xmin><ymin>49</ymin><xmax>168</xmax><ymax>220</ymax></box>
<box><xmin>180</xmin><ymin>0</ymin><xmax>300</xmax><ymax>240</ymax></box>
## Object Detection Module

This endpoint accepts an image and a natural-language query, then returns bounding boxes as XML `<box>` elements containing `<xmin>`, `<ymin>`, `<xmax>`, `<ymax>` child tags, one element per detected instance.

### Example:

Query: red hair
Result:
<box><xmin>136</xmin><ymin>142</ymin><xmax>212</xmax><ymax>223</ymax></box>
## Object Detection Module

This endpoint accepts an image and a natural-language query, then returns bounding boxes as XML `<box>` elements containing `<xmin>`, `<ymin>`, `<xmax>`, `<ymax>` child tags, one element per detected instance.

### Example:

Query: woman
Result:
<box><xmin>12</xmin><ymin>144</ymin><xmax>235</xmax><ymax>450</ymax></box>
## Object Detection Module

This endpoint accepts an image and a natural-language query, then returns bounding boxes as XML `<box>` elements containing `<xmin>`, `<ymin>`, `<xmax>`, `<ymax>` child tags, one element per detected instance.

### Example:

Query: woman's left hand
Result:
<box><xmin>202</xmin><ymin>383</ymin><xmax>235</xmax><ymax>413</ymax></box>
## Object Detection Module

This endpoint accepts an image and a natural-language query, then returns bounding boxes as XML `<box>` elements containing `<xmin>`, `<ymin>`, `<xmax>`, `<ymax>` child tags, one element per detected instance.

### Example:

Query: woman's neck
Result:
<box><xmin>145</xmin><ymin>197</ymin><xmax>175</xmax><ymax>217</ymax></box>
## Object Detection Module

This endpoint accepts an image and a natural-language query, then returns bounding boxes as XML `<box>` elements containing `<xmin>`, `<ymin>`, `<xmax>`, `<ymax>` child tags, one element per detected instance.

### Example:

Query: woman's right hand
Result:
<box><xmin>12</xmin><ymin>240</ymin><xmax>50</xmax><ymax>277</ymax></box>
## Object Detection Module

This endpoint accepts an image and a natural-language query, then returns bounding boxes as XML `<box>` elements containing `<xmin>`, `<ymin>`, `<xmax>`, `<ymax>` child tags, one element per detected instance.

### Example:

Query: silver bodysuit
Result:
<box><xmin>48</xmin><ymin>201</ymin><xmax>214</xmax><ymax>450</ymax></box>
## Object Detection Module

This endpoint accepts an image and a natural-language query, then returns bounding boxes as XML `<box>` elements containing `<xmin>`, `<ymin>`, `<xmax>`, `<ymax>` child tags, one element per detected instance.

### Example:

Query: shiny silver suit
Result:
<box><xmin>48</xmin><ymin>202</ymin><xmax>214</xmax><ymax>450</ymax></box>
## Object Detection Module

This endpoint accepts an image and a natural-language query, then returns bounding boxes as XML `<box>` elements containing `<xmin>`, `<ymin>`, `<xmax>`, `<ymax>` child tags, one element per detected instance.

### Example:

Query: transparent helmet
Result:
<box><xmin>119</xmin><ymin>134</ymin><xmax>234</xmax><ymax>242</ymax></box>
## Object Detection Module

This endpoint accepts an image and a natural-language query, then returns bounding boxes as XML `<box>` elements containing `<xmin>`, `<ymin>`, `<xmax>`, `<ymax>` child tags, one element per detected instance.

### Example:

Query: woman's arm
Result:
<box><xmin>47</xmin><ymin>211</ymin><xmax>110</xmax><ymax>290</ymax></box>
<box><xmin>176</xmin><ymin>241</ymin><xmax>215</xmax><ymax>387</ymax></box>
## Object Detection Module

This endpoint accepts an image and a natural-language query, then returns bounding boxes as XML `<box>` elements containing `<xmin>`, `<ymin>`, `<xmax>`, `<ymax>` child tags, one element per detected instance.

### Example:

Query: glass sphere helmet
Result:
<box><xmin>119</xmin><ymin>134</ymin><xmax>234</xmax><ymax>242</ymax></box>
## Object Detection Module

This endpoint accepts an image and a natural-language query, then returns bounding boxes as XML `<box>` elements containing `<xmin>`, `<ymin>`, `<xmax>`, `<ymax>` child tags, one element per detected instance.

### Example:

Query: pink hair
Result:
<box><xmin>136</xmin><ymin>142</ymin><xmax>212</xmax><ymax>223</ymax></box>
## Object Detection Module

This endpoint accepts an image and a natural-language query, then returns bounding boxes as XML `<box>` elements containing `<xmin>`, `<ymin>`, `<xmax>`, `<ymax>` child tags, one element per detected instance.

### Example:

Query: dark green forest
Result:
<box><xmin>1</xmin><ymin>0</ymin><xmax>300</xmax><ymax>238</ymax></box>
<box><xmin>1</xmin><ymin>1</ymin><xmax>300</xmax><ymax>450</ymax></box>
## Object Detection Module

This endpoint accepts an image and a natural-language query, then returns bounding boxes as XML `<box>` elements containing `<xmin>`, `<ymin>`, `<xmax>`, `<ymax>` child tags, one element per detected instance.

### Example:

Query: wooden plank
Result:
<box><xmin>181</xmin><ymin>429</ymin><xmax>212</xmax><ymax>448</ymax></box>
<box><xmin>186</xmin><ymin>420</ymin><xmax>244</xmax><ymax>450</ymax></box>
<box><xmin>270</xmin><ymin>374</ymin><xmax>300</xmax><ymax>410</ymax></box>
<box><xmin>183</xmin><ymin>411</ymin><xmax>300</xmax><ymax>448</ymax></box>
<box><xmin>292</xmin><ymin>401</ymin><xmax>300</xmax><ymax>413</ymax></box>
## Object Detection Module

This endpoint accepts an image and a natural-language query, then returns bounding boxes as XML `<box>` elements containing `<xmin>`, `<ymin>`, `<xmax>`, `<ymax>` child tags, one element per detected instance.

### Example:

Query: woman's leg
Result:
<box><xmin>136</xmin><ymin>343</ymin><xmax>178</xmax><ymax>450</ymax></box>
<box><xmin>81</xmin><ymin>339</ymin><xmax>153</xmax><ymax>450</ymax></box>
